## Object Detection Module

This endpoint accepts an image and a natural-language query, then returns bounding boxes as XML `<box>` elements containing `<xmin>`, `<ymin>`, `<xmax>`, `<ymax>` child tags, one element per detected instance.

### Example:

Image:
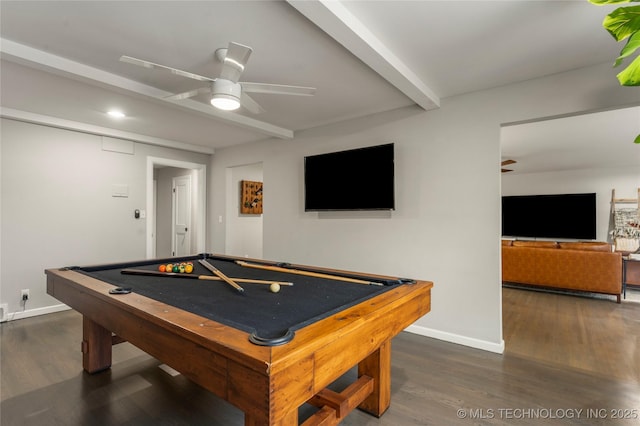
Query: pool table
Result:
<box><xmin>45</xmin><ymin>254</ymin><xmax>432</xmax><ymax>425</ymax></box>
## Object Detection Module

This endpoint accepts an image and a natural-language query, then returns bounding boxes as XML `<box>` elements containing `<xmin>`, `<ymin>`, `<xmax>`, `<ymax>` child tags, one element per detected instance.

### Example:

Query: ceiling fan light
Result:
<box><xmin>210</xmin><ymin>79</ymin><xmax>242</xmax><ymax>111</ymax></box>
<box><xmin>211</xmin><ymin>94</ymin><xmax>240</xmax><ymax>111</ymax></box>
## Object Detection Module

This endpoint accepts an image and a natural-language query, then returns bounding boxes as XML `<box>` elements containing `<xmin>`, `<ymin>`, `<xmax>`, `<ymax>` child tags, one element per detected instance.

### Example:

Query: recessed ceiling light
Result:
<box><xmin>107</xmin><ymin>110</ymin><xmax>126</xmax><ymax>118</ymax></box>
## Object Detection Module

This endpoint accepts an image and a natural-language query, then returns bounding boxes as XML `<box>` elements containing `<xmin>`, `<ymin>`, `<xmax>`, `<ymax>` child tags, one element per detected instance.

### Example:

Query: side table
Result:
<box><xmin>622</xmin><ymin>256</ymin><xmax>640</xmax><ymax>299</ymax></box>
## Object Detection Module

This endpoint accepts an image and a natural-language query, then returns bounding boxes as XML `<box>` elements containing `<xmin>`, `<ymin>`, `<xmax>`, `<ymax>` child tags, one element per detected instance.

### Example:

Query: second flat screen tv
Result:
<box><xmin>304</xmin><ymin>143</ymin><xmax>395</xmax><ymax>211</ymax></box>
<box><xmin>502</xmin><ymin>193</ymin><xmax>596</xmax><ymax>240</ymax></box>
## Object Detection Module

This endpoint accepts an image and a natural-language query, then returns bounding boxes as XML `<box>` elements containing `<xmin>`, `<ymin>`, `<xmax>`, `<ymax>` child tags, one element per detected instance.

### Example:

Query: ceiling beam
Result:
<box><xmin>1</xmin><ymin>107</ymin><xmax>215</xmax><ymax>154</ymax></box>
<box><xmin>288</xmin><ymin>0</ymin><xmax>439</xmax><ymax>111</ymax></box>
<box><xmin>0</xmin><ymin>38</ymin><xmax>294</xmax><ymax>139</ymax></box>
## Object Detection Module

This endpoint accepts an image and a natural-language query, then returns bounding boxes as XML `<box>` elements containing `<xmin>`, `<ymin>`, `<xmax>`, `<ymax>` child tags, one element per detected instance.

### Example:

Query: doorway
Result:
<box><xmin>147</xmin><ymin>157</ymin><xmax>206</xmax><ymax>258</ymax></box>
<box><xmin>171</xmin><ymin>173</ymin><xmax>192</xmax><ymax>256</ymax></box>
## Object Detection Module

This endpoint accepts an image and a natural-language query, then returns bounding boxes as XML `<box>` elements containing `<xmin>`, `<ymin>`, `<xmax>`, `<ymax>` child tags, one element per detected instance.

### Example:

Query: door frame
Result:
<box><xmin>146</xmin><ymin>157</ymin><xmax>206</xmax><ymax>259</ymax></box>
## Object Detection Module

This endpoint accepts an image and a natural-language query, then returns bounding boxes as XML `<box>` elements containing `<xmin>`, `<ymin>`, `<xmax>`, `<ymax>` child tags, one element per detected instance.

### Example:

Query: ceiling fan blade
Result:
<box><xmin>219</xmin><ymin>42</ymin><xmax>253</xmax><ymax>83</ymax></box>
<box><xmin>501</xmin><ymin>169</ymin><xmax>513</xmax><ymax>173</ymax></box>
<box><xmin>240</xmin><ymin>92</ymin><xmax>265</xmax><ymax>114</ymax></box>
<box><xmin>120</xmin><ymin>55</ymin><xmax>214</xmax><ymax>83</ymax></box>
<box><xmin>164</xmin><ymin>87</ymin><xmax>210</xmax><ymax>101</ymax></box>
<box><xmin>241</xmin><ymin>82</ymin><xmax>316</xmax><ymax>96</ymax></box>
<box><xmin>501</xmin><ymin>159</ymin><xmax>517</xmax><ymax>166</ymax></box>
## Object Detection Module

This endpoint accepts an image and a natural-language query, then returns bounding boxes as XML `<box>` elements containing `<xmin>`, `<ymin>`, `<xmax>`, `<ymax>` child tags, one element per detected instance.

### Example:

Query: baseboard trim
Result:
<box><xmin>405</xmin><ymin>324</ymin><xmax>505</xmax><ymax>354</ymax></box>
<box><xmin>5</xmin><ymin>304</ymin><xmax>70</xmax><ymax>322</ymax></box>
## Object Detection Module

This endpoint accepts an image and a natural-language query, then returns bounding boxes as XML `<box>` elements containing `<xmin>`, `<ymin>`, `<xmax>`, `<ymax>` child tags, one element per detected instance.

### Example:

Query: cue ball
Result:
<box><xmin>270</xmin><ymin>283</ymin><xmax>280</xmax><ymax>293</ymax></box>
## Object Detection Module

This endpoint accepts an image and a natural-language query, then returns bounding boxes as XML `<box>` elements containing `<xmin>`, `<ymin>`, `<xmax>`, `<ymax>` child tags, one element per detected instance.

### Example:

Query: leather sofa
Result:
<box><xmin>502</xmin><ymin>240</ymin><xmax>623</xmax><ymax>302</ymax></box>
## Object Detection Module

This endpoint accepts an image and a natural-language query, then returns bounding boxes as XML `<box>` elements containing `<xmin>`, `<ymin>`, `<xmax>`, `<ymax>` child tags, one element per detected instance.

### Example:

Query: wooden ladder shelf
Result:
<box><xmin>611</xmin><ymin>188</ymin><xmax>640</xmax><ymax>253</ymax></box>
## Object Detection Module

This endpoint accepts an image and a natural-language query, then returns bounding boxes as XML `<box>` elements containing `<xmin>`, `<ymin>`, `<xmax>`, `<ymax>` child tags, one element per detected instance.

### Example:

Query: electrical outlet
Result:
<box><xmin>21</xmin><ymin>289</ymin><xmax>30</xmax><ymax>301</ymax></box>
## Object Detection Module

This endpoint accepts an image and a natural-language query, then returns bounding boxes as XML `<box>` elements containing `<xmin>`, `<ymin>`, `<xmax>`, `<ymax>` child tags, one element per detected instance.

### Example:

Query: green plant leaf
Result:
<box><xmin>616</xmin><ymin>52</ymin><xmax>640</xmax><ymax>84</ymax></box>
<box><xmin>634</xmin><ymin>133</ymin><xmax>640</xmax><ymax>143</ymax></box>
<box><xmin>589</xmin><ymin>0</ymin><xmax>639</xmax><ymax>5</ymax></box>
<box><xmin>614</xmin><ymin>31</ymin><xmax>640</xmax><ymax>66</ymax></box>
<box><xmin>603</xmin><ymin>5</ymin><xmax>640</xmax><ymax>41</ymax></box>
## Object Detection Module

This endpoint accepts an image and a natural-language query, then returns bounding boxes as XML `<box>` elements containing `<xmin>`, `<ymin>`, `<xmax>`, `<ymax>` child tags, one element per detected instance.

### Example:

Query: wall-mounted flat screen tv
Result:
<box><xmin>304</xmin><ymin>143</ymin><xmax>395</xmax><ymax>211</ymax></box>
<box><xmin>502</xmin><ymin>193</ymin><xmax>596</xmax><ymax>240</ymax></box>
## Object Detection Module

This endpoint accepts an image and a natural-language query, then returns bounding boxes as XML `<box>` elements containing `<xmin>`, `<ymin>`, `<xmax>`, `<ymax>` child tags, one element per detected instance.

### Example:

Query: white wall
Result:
<box><xmin>502</xmin><ymin>166</ymin><xmax>640</xmax><ymax>243</ymax></box>
<box><xmin>224</xmin><ymin>162</ymin><xmax>264</xmax><ymax>259</ymax></box>
<box><xmin>209</xmin><ymin>62</ymin><xmax>639</xmax><ymax>352</ymax></box>
<box><xmin>0</xmin><ymin>119</ymin><xmax>210</xmax><ymax>319</ymax></box>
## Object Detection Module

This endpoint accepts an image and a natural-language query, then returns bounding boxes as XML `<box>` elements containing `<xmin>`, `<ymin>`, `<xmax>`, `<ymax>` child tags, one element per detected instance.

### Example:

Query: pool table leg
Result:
<box><xmin>81</xmin><ymin>316</ymin><xmax>112</xmax><ymax>373</ymax></box>
<box><xmin>245</xmin><ymin>409</ymin><xmax>298</xmax><ymax>426</ymax></box>
<box><xmin>357</xmin><ymin>339</ymin><xmax>391</xmax><ymax>417</ymax></box>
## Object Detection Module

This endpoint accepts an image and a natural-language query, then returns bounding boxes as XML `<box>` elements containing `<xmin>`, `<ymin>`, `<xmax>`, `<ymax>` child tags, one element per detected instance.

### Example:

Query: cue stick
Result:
<box><xmin>120</xmin><ymin>269</ymin><xmax>293</xmax><ymax>285</ymax></box>
<box><xmin>198</xmin><ymin>259</ymin><xmax>245</xmax><ymax>293</ymax></box>
<box><xmin>235</xmin><ymin>260</ymin><xmax>383</xmax><ymax>286</ymax></box>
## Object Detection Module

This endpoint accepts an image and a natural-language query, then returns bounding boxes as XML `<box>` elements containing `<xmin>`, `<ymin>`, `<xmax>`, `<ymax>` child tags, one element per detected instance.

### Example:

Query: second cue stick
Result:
<box><xmin>120</xmin><ymin>269</ymin><xmax>293</xmax><ymax>285</ymax></box>
<box><xmin>235</xmin><ymin>260</ymin><xmax>383</xmax><ymax>285</ymax></box>
<box><xmin>198</xmin><ymin>259</ymin><xmax>245</xmax><ymax>293</ymax></box>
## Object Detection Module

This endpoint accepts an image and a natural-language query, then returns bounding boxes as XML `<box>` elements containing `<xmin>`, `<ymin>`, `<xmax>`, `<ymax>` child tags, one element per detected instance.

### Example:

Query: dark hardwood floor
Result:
<box><xmin>2</xmin><ymin>288</ymin><xmax>639</xmax><ymax>425</ymax></box>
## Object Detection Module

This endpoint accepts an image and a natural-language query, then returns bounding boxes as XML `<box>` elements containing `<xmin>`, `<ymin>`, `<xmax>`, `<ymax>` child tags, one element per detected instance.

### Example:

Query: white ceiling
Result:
<box><xmin>502</xmin><ymin>106</ymin><xmax>639</xmax><ymax>174</ymax></box>
<box><xmin>1</xmin><ymin>1</ymin><xmax>638</xmax><ymax>173</ymax></box>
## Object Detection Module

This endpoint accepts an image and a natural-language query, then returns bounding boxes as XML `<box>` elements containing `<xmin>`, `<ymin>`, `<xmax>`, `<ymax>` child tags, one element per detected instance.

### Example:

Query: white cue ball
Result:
<box><xmin>270</xmin><ymin>283</ymin><xmax>281</xmax><ymax>293</ymax></box>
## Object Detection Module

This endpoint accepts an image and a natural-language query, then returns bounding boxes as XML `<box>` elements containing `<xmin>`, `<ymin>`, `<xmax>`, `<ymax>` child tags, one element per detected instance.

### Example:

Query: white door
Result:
<box><xmin>172</xmin><ymin>175</ymin><xmax>192</xmax><ymax>256</ymax></box>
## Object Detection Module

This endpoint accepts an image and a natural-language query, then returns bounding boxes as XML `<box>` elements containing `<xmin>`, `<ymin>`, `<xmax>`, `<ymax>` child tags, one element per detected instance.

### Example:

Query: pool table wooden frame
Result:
<box><xmin>45</xmin><ymin>255</ymin><xmax>432</xmax><ymax>425</ymax></box>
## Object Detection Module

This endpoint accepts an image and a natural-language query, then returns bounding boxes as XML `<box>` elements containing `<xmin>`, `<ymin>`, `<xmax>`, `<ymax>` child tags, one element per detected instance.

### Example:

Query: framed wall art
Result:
<box><xmin>240</xmin><ymin>180</ymin><xmax>263</xmax><ymax>214</ymax></box>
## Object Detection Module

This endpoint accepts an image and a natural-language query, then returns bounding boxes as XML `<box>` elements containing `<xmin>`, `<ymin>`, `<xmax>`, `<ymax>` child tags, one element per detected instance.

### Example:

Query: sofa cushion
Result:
<box><xmin>558</xmin><ymin>242</ymin><xmax>611</xmax><ymax>252</ymax></box>
<box><xmin>512</xmin><ymin>240</ymin><xmax>558</xmax><ymax>248</ymax></box>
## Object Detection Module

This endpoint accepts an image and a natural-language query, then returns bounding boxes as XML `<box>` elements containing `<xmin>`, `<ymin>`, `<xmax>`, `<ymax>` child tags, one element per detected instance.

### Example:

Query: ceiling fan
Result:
<box><xmin>120</xmin><ymin>42</ymin><xmax>316</xmax><ymax>114</ymax></box>
<box><xmin>501</xmin><ymin>159</ymin><xmax>517</xmax><ymax>173</ymax></box>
